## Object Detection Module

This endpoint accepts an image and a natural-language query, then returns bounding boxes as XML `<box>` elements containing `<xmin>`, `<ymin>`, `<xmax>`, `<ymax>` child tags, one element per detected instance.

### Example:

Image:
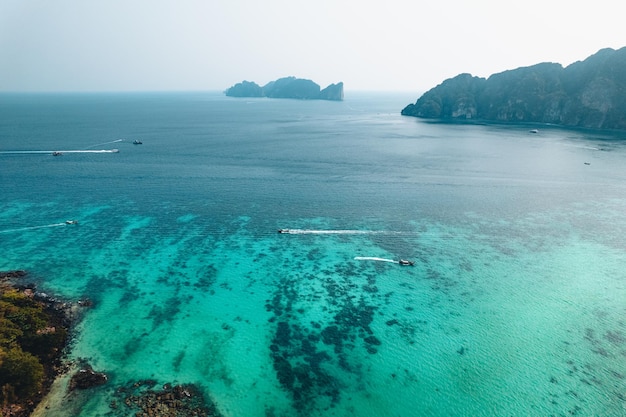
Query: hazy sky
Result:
<box><xmin>1</xmin><ymin>0</ymin><xmax>624</xmax><ymax>93</ymax></box>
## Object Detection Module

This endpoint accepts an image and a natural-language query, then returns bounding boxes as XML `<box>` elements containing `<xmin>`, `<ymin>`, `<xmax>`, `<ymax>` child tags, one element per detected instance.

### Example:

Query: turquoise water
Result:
<box><xmin>1</xmin><ymin>92</ymin><xmax>625</xmax><ymax>416</ymax></box>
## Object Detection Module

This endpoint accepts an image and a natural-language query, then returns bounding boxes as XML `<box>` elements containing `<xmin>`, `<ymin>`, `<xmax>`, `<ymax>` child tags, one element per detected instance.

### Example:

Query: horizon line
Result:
<box><xmin>0</xmin><ymin>88</ymin><xmax>423</xmax><ymax>95</ymax></box>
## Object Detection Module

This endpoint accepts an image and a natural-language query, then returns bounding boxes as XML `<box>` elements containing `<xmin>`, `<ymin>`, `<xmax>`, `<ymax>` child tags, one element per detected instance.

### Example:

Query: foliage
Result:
<box><xmin>1</xmin><ymin>290</ymin><xmax>47</xmax><ymax>336</ymax></box>
<box><xmin>225</xmin><ymin>77</ymin><xmax>344</xmax><ymax>101</ymax></box>
<box><xmin>0</xmin><ymin>286</ymin><xmax>67</xmax><ymax>407</ymax></box>
<box><xmin>402</xmin><ymin>47</ymin><xmax>626</xmax><ymax>130</ymax></box>
<box><xmin>0</xmin><ymin>347</ymin><xmax>44</xmax><ymax>401</ymax></box>
<box><xmin>223</xmin><ymin>80</ymin><xmax>263</xmax><ymax>97</ymax></box>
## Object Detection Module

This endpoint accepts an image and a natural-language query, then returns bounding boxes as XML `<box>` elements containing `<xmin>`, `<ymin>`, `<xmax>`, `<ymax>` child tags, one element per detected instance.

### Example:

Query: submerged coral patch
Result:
<box><xmin>110</xmin><ymin>381</ymin><xmax>221</xmax><ymax>417</ymax></box>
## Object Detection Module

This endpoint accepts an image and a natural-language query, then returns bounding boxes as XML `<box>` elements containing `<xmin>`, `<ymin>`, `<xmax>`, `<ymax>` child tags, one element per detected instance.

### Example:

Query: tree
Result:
<box><xmin>0</xmin><ymin>347</ymin><xmax>44</xmax><ymax>402</ymax></box>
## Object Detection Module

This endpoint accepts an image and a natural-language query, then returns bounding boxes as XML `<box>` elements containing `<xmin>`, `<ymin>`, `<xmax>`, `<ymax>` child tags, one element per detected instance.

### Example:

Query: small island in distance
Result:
<box><xmin>402</xmin><ymin>47</ymin><xmax>626</xmax><ymax>131</ymax></box>
<box><xmin>225</xmin><ymin>76</ymin><xmax>344</xmax><ymax>101</ymax></box>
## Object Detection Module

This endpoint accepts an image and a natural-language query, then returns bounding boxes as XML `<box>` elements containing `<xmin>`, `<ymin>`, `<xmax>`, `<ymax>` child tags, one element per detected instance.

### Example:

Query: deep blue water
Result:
<box><xmin>1</xmin><ymin>92</ymin><xmax>626</xmax><ymax>416</ymax></box>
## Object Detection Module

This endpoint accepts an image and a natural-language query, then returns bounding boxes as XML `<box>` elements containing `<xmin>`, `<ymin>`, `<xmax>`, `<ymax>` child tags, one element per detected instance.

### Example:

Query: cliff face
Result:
<box><xmin>225</xmin><ymin>77</ymin><xmax>343</xmax><ymax>101</ymax></box>
<box><xmin>319</xmin><ymin>82</ymin><xmax>344</xmax><ymax>101</ymax></box>
<box><xmin>401</xmin><ymin>47</ymin><xmax>626</xmax><ymax>130</ymax></box>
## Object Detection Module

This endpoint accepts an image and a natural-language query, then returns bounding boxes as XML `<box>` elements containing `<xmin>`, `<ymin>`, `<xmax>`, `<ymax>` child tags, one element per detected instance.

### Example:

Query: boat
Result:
<box><xmin>277</xmin><ymin>229</ymin><xmax>290</xmax><ymax>234</ymax></box>
<box><xmin>133</xmin><ymin>140</ymin><xmax>143</xmax><ymax>145</ymax></box>
<box><xmin>52</xmin><ymin>151</ymin><xmax>63</xmax><ymax>156</ymax></box>
<box><xmin>398</xmin><ymin>259</ymin><xmax>414</xmax><ymax>266</ymax></box>
<box><xmin>529</xmin><ymin>129</ymin><xmax>539</xmax><ymax>134</ymax></box>
<box><xmin>65</xmin><ymin>220</ymin><xmax>78</xmax><ymax>225</ymax></box>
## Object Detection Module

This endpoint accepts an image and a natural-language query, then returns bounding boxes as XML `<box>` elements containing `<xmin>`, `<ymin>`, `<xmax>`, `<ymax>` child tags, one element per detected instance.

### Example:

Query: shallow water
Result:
<box><xmin>1</xmin><ymin>92</ymin><xmax>625</xmax><ymax>416</ymax></box>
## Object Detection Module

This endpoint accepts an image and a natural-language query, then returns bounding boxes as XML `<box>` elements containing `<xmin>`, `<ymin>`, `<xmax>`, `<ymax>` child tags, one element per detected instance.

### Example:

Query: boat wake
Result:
<box><xmin>84</xmin><ymin>139</ymin><xmax>124</xmax><ymax>149</ymax></box>
<box><xmin>278</xmin><ymin>229</ymin><xmax>384</xmax><ymax>235</ymax></box>
<box><xmin>0</xmin><ymin>149</ymin><xmax>119</xmax><ymax>155</ymax></box>
<box><xmin>0</xmin><ymin>223</ymin><xmax>67</xmax><ymax>234</ymax></box>
<box><xmin>0</xmin><ymin>138</ymin><xmax>124</xmax><ymax>155</ymax></box>
<box><xmin>56</xmin><ymin>149</ymin><xmax>120</xmax><ymax>153</ymax></box>
<box><xmin>354</xmin><ymin>256</ymin><xmax>398</xmax><ymax>263</ymax></box>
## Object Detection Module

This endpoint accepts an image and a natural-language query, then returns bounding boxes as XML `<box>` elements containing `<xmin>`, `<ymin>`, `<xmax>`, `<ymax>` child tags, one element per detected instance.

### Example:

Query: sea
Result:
<box><xmin>1</xmin><ymin>91</ymin><xmax>625</xmax><ymax>417</ymax></box>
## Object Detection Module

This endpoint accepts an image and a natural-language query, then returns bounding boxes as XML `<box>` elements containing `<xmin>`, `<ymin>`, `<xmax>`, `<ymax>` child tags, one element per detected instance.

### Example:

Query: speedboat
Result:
<box><xmin>529</xmin><ymin>129</ymin><xmax>539</xmax><ymax>134</ymax></box>
<box><xmin>52</xmin><ymin>151</ymin><xmax>63</xmax><ymax>156</ymax></box>
<box><xmin>65</xmin><ymin>220</ymin><xmax>78</xmax><ymax>225</ymax></box>
<box><xmin>398</xmin><ymin>259</ymin><xmax>414</xmax><ymax>266</ymax></box>
<box><xmin>133</xmin><ymin>140</ymin><xmax>143</xmax><ymax>145</ymax></box>
<box><xmin>277</xmin><ymin>229</ymin><xmax>290</xmax><ymax>234</ymax></box>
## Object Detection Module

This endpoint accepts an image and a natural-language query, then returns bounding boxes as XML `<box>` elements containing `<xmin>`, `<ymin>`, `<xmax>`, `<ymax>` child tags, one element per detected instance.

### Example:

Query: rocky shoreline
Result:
<box><xmin>1</xmin><ymin>270</ymin><xmax>223</xmax><ymax>417</ymax></box>
<box><xmin>0</xmin><ymin>270</ymin><xmax>80</xmax><ymax>417</ymax></box>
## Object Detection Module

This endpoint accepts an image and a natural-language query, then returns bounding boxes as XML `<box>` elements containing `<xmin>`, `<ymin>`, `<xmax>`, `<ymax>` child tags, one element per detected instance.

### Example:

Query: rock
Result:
<box><xmin>402</xmin><ymin>47</ymin><xmax>626</xmax><ymax>130</ymax></box>
<box><xmin>109</xmin><ymin>381</ymin><xmax>222</xmax><ymax>417</ymax></box>
<box><xmin>69</xmin><ymin>365</ymin><xmax>108</xmax><ymax>390</ymax></box>
<box><xmin>0</xmin><ymin>269</ymin><xmax>27</xmax><ymax>279</ymax></box>
<box><xmin>77</xmin><ymin>298</ymin><xmax>94</xmax><ymax>307</ymax></box>
<box><xmin>319</xmin><ymin>82</ymin><xmax>344</xmax><ymax>101</ymax></box>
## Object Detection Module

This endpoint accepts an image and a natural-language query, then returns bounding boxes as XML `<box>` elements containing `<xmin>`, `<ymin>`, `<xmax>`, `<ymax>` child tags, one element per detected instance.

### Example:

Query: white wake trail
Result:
<box><xmin>0</xmin><ymin>149</ymin><xmax>119</xmax><ymax>154</ymax></box>
<box><xmin>278</xmin><ymin>229</ymin><xmax>383</xmax><ymax>235</ymax></box>
<box><xmin>354</xmin><ymin>257</ymin><xmax>398</xmax><ymax>263</ymax></box>
<box><xmin>84</xmin><ymin>139</ymin><xmax>124</xmax><ymax>149</ymax></box>
<box><xmin>0</xmin><ymin>223</ymin><xmax>66</xmax><ymax>234</ymax></box>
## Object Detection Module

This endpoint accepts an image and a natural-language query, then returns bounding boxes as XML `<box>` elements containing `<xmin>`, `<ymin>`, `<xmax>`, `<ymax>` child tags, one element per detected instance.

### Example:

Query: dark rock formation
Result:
<box><xmin>402</xmin><ymin>47</ymin><xmax>626</xmax><ymax>130</ymax></box>
<box><xmin>69</xmin><ymin>364</ymin><xmax>108</xmax><ymax>390</ymax></box>
<box><xmin>110</xmin><ymin>380</ymin><xmax>222</xmax><ymax>417</ymax></box>
<box><xmin>225</xmin><ymin>77</ymin><xmax>344</xmax><ymax>101</ymax></box>
<box><xmin>0</xmin><ymin>270</ymin><xmax>27</xmax><ymax>279</ymax></box>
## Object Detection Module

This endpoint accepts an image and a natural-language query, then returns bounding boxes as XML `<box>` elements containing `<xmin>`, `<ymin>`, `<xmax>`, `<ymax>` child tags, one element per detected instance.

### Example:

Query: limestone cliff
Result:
<box><xmin>402</xmin><ymin>47</ymin><xmax>626</xmax><ymax>130</ymax></box>
<box><xmin>225</xmin><ymin>77</ymin><xmax>343</xmax><ymax>101</ymax></box>
<box><xmin>319</xmin><ymin>82</ymin><xmax>344</xmax><ymax>101</ymax></box>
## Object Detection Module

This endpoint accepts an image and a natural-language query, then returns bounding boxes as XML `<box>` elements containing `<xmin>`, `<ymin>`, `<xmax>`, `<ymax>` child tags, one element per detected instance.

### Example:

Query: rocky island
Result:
<box><xmin>402</xmin><ymin>47</ymin><xmax>626</xmax><ymax>130</ymax></box>
<box><xmin>225</xmin><ymin>76</ymin><xmax>344</xmax><ymax>101</ymax></box>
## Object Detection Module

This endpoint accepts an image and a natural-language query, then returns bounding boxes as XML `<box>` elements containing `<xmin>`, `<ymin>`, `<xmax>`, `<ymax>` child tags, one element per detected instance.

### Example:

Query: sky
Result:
<box><xmin>1</xmin><ymin>0</ymin><xmax>624</xmax><ymax>93</ymax></box>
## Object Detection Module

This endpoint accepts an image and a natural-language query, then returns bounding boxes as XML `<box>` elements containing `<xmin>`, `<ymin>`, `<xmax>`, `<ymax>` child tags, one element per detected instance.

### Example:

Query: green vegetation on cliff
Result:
<box><xmin>0</xmin><ymin>278</ymin><xmax>69</xmax><ymax>416</ymax></box>
<box><xmin>402</xmin><ymin>47</ymin><xmax>626</xmax><ymax>130</ymax></box>
<box><xmin>225</xmin><ymin>77</ymin><xmax>344</xmax><ymax>101</ymax></box>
